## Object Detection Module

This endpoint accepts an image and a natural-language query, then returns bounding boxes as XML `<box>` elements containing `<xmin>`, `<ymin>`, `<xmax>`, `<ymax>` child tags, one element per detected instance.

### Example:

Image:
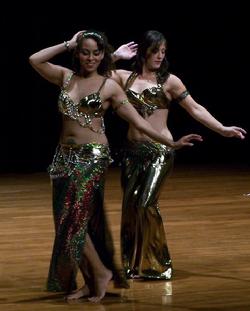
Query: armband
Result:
<box><xmin>175</xmin><ymin>90</ymin><xmax>190</xmax><ymax>103</ymax></box>
<box><xmin>120</xmin><ymin>99</ymin><xmax>129</xmax><ymax>105</ymax></box>
<box><xmin>114</xmin><ymin>99</ymin><xmax>129</xmax><ymax>111</ymax></box>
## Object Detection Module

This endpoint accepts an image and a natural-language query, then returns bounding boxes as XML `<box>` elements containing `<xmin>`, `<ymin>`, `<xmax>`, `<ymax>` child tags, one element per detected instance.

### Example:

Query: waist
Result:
<box><xmin>56</xmin><ymin>142</ymin><xmax>112</xmax><ymax>162</ymax></box>
<box><xmin>123</xmin><ymin>139</ymin><xmax>174</xmax><ymax>162</ymax></box>
<box><xmin>59</xmin><ymin>142</ymin><xmax>110</xmax><ymax>153</ymax></box>
<box><xmin>61</xmin><ymin>118</ymin><xmax>108</xmax><ymax>144</ymax></box>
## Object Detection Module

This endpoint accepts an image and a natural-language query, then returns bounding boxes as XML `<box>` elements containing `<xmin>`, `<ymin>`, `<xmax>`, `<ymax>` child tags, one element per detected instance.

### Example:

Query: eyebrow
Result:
<box><xmin>80</xmin><ymin>48</ymin><xmax>101</xmax><ymax>52</ymax></box>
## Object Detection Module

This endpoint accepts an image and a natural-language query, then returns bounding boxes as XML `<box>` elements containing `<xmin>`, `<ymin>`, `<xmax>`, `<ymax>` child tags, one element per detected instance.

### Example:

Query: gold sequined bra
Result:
<box><xmin>58</xmin><ymin>72</ymin><xmax>106</xmax><ymax>133</ymax></box>
<box><xmin>125</xmin><ymin>72</ymin><xmax>190</xmax><ymax>117</ymax></box>
<box><xmin>125</xmin><ymin>72</ymin><xmax>171</xmax><ymax>117</ymax></box>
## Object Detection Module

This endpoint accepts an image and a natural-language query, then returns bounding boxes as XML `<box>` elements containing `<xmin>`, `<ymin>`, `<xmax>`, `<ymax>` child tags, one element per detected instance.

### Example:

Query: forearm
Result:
<box><xmin>29</xmin><ymin>42</ymin><xmax>70</xmax><ymax>65</ymax></box>
<box><xmin>190</xmin><ymin>105</ymin><xmax>224</xmax><ymax>134</ymax></box>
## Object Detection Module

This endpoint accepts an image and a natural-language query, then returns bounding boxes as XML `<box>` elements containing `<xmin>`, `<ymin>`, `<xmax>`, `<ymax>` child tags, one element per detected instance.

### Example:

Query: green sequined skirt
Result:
<box><xmin>47</xmin><ymin>143</ymin><xmax>127</xmax><ymax>292</ymax></box>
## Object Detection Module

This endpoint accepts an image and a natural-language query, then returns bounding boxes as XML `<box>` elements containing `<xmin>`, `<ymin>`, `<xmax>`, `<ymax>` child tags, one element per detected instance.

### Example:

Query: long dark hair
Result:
<box><xmin>133</xmin><ymin>30</ymin><xmax>169</xmax><ymax>84</ymax></box>
<box><xmin>72</xmin><ymin>30</ymin><xmax>114</xmax><ymax>76</ymax></box>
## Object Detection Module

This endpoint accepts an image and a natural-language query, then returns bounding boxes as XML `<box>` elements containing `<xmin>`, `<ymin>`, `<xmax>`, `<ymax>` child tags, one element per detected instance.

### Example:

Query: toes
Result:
<box><xmin>88</xmin><ymin>296</ymin><xmax>102</xmax><ymax>303</ymax></box>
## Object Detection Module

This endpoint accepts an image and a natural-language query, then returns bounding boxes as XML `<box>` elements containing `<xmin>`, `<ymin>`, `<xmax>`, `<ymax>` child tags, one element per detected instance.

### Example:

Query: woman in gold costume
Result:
<box><xmin>29</xmin><ymin>30</ymin><xmax>201</xmax><ymax>302</ymax></box>
<box><xmin>112</xmin><ymin>30</ymin><xmax>246</xmax><ymax>280</ymax></box>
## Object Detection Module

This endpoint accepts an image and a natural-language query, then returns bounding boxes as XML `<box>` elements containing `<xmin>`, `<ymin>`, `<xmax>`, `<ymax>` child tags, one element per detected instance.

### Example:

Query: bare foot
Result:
<box><xmin>66</xmin><ymin>285</ymin><xmax>90</xmax><ymax>300</ymax></box>
<box><xmin>88</xmin><ymin>269</ymin><xmax>113</xmax><ymax>303</ymax></box>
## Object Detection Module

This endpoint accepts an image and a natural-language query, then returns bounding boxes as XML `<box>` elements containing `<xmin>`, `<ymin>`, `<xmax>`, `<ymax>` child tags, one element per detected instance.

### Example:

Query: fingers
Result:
<box><xmin>231</xmin><ymin>128</ymin><xmax>246</xmax><ymax>139</ymax></box>
<box><xmin>75</xmin><ymin>30</ymin><xmax>85</xmax><ymax>41</ymax></box>
<box><xmin>185</xmin><ymin>134</ymin><xmax>203</xmax><ymax>141</ymax></box>
<box><xmin>126</xmin><ymin>41</ymin><xmax>137</xmax><ymax>46</ymax></box>
<box><xmin>180</xmin><ymin>134</ymin><xmax>203</xmax><ymax>147</ymax></box>
<box><xmin>234</xmin><ymin>127</ymin><xmax>247</xmax><ymax>134</ymax></box>
<box><xmin>126</xmin><ymin>41</ymin><xmax>138</xmax><ymax>49</ymax></box>
<box><xmin>226</xmin><ymin>126</ymin><xmax>247</xmax><ymax>139</ymax></box>
<box><xmin>236</xmin><ymin>131</ymin><xmax>245</xmax><ymax>139</ymax></box>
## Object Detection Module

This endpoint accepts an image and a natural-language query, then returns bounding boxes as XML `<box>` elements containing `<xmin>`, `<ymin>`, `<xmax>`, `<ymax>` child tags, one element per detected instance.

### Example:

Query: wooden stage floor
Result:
<box><xmin>0</xmin><ymin>164</ymin><xmax>250</xmax><ymax>310</ymax></box>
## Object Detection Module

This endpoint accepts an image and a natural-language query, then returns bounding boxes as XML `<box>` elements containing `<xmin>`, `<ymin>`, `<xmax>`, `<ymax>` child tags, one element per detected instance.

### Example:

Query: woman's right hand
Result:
<box><xmin>173</xmin><ymin>134</ymin><xmax>203</xmax><ymax>150</ymax></box>
<box><xmin>67</xmin><ymin>30</ymin><xmax>86</xmax><ymax>50</ymax></box>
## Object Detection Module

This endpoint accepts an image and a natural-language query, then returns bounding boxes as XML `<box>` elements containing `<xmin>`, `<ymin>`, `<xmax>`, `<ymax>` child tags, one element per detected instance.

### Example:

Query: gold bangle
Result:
<box><xmin>120</xmin><ymin>99</ymin><xmax>129</xmax><ymax>105</ymax></box>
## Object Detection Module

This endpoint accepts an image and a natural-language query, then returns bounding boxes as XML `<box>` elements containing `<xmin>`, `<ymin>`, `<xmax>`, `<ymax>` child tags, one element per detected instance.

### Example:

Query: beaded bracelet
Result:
<box><xmin>64</xmin><ymin>41</ymin><xmax>70</xmax><ymax>51</ymax></box>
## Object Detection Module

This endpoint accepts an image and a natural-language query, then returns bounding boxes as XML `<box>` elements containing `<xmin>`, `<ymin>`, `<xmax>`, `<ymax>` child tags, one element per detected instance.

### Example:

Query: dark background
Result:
<box><xmin>2</xmin><ymin>2</ymin><xmax>249</xmax><ymax>173</ymax></box>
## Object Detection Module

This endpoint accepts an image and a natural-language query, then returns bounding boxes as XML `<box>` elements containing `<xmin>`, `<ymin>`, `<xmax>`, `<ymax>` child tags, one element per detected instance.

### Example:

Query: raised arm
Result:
<box><xmin>108</xmin><ymin>79</ymin><xmax>203</xmax><ymax>149</ymax></box>
<box><xmin>29</xmin><ymin>31</ymin><xmax>83</xmax><ymax>86</ymax></box>
<box><xmin>111</xmin><ymin>42</ymin><xmax>137</xmax><ymax>86</ymax></box>
<box><xmin>168</xmin><ymin>74</ymin><xmax>247</xmax><ymax>139</ymax></box>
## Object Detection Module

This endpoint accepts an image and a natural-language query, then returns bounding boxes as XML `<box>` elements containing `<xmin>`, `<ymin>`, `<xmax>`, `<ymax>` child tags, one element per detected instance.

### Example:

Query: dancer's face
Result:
<box><xmin>78</xmin><ymin>38</ymin><xmax>104</xmax><ymax>73</ymax></box>
<box><xmin>145</xmin><ymin>41</ymin><xmax>166</xmax><ymax>71</ymax></box>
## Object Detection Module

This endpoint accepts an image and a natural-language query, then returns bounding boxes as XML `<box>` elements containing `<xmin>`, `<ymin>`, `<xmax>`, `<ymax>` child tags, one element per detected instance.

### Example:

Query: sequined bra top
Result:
<box><xmin>58</xmin><ymin>72</ymin><xmax>106</xmax><ymax>133</ymax></box>
<box><xmin>125</xmin><ymin>72</ymin><xmax>171</xmax><ymax>117</ymax></box>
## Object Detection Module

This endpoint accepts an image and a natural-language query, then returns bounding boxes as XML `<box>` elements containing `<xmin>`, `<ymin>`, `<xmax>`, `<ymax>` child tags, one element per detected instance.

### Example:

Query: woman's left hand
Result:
<box><xmin>220</xmin><ymin>126</ymin><xmax>247</xmax><ymax>139</ymax></box>
<box><xmin>113</xmin><ymin>41</ymin><xmax>138</xmax><ymax>61</ymax></box>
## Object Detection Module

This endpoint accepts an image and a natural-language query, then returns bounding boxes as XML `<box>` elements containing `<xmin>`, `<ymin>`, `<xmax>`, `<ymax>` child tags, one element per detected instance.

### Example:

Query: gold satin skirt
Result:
<box><xmin>120</xmin><ymin>140</ymin><xmax>174</xmax><ymax>279</ymax></box>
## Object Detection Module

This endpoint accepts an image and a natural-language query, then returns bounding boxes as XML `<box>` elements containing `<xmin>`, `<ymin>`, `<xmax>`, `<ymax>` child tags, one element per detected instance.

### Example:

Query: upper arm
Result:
<box><xmin>168</xmin><ymin>74</ymin><xmax>188</xmax><ymax>99</ymax></box>
<box><xmin>108</xmin><ymin>80</ymin><xmax>141</xmax><ymax>124</ymax></box>
<box><xmin>168</xmin><ymin>74</ymin><xmax>200</xmax><ymax>112</ymax></box>
<box><xmin>29</xmin><ymin>60</ymin><xmax>68</xmax><ymax>87</ymax></box>
<box><xmin>168</xmin><ymin>75</ymin><xmax>205</xmax><ymax>117</ymax></box>
<box><xmin>111</xmin><ymin>69</ymin><xmax>131</xmax><ymax>89</ymax></box>
<box><xmin>111</xmin><ymin>70</ymin><xmax>123</xmax><ymax>85</ymax></box>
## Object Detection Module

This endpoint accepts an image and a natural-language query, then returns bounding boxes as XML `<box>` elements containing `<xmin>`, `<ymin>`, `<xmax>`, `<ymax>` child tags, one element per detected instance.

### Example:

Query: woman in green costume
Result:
<box><xmin>29</xmin><ymin>30</ymin><xmax>201</xmax><ymax>302</ymax></box>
